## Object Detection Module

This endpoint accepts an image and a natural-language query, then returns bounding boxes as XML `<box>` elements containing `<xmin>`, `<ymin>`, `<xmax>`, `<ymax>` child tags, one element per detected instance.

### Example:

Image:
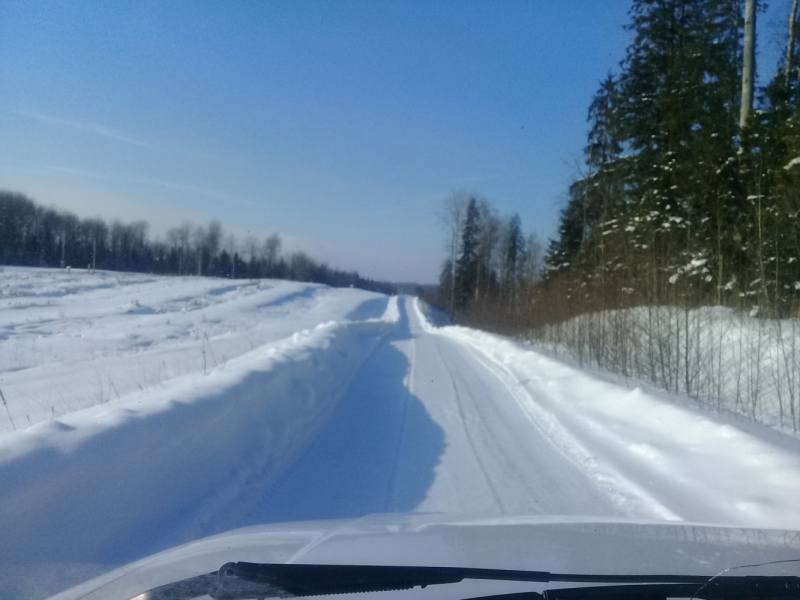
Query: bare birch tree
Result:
<box><xmin>225</xmin><ymin>234</ymin><xmax>237</xmax><ymax>278</ymax></box>
<box><xmin>438</xmin><ymin>191</ymin><xmax>469</xmax><ymax>314</ymax></box>
<box><xmin>264</xmin><ymin>233</ymin><xmax>282</xmax><ymax>270</ymax></box>
<box><xmin>786</xmin><ymin>0</ymin><xmax>799</xmax><ymax>87</ymax></box>
<box><xmin>192</xmin><ymin>225</ymin><xmax>206</xmax><ymax>275</ymax></box>
<box><xmin>740</xmin><ymin>0</ymin><xmax>756</xmax><ymax>128</ymax></box>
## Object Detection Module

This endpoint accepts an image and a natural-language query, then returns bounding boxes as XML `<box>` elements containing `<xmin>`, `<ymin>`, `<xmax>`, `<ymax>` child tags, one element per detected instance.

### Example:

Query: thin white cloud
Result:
<box><xmin>18</xmin><ymin>110</ymin><xmax>150</xmax><ymax>147</ymax></box>
<box><xmin>49</xmin><ymin>165</ymin><xmax>118</xmax><ymax>181</ymax></box>
<box><xmin>0</xmin><ymin>159</ymin><xmax>118</xmax><ymax>183</ymax></box>
<box><xmin>2</xmin><ymin>158</ymin><xmax>247</xmax><ymax>208</ymax></box>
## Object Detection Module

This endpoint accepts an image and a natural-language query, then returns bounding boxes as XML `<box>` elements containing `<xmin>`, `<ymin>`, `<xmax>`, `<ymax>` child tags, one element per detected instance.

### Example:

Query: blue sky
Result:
<box><xmin>0</xmin><ymin>1</ymin><xmax>791</xmax><ymax>283</ymax></box>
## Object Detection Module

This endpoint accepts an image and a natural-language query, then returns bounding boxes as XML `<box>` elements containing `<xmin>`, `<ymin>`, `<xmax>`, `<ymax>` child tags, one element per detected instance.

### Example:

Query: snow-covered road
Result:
<box><xmin>208</xmin><ymin>295</ymin><xmax>618</xmax><ymax>531</ymax></box>
<box><xmin>1</xmin><ymin>270</ymin><xmax>799</xmax><ymax>599</ymax></box>
<box><xmin>216</xmin><ymin>296</ymin><xmax>800</xmax><ymax>530</ymax></box>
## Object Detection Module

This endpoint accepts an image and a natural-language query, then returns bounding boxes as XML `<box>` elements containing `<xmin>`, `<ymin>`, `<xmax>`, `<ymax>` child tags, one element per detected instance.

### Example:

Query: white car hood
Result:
<box><xmin>48</xmin><ymin>514</ymin><xmax>800</xmax><ymax>600</ymax></box>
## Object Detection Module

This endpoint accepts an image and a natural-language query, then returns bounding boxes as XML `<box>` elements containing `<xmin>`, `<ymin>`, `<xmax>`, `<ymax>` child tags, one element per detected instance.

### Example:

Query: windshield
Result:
<box><xmin>1</xmin><ymin>2</ymin><xmax>800</xmax><ymax>600</ymax></box>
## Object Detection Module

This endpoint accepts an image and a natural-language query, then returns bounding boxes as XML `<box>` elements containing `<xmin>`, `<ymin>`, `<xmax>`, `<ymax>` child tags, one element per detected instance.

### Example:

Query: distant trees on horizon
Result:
<box><xmin>0</xmin><ymin>190</ymin><xmax>396</xmax><ymax>295</ymax></box>
<box><xmin>429</xmin><ymin>190</ymin><xmax>544</xmax><ymax>332</ymax></box>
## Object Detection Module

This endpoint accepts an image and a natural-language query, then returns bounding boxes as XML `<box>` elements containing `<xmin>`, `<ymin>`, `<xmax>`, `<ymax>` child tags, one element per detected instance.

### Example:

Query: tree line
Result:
<box><xmin>428</xmin><ymin>191</ymin><xmax>543</xmax><ymax>333</ymax></box>
<box><xmin>0</xmin><ymin>190</ymin><xmax>396</xmax><ymax>294</ymax></box>
<box><xmin>531</xmin><ymin>0</ymin><xmax>800</xmax><ymax>430</ymax></box>
<box><xmin>428</xmin><ymin>0</ymin><xmax>800</xmax><ymax>430</ymax></box>
<box><xmin>541</xmin><ymin>0</ymin><xmax>800</xmax><ymax>323</ymax></box>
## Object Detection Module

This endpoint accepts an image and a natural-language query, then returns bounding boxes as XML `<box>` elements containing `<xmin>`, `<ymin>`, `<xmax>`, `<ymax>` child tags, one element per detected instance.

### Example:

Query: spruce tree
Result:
<box><xmin>455</xmin><ymin>198</ymin><xmax>481</xmax><ymax>313</ymax></box>
<box><xmin>503</xmin><ymin>214</ymin><xmax>524</xmax><ymax>289</ymax></box>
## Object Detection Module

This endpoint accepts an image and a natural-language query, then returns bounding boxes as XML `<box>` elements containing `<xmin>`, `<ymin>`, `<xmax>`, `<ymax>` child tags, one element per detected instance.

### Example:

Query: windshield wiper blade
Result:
<box><xmin>134</xmin><ymin>564</ymin><xmax>512</xmax><ymax>600</ymax></box>
<box><xmin>463</xmin><ymin>579</ymin><xmax>800</xmax><ymax>600</ymax></box>
<box><xmin>221</xmin><ymin>562</ymin><xmax>720</xmax><ymax>592</ymax></box>
<box><xmin>543</xmin><ymin>579</ymin><xmax>800</xmax><ymax>600</ymax></box>
<box><xmin>130</xmin><ymin>563</ymin><xmax>800</xmax><ymax>600</ymax></box>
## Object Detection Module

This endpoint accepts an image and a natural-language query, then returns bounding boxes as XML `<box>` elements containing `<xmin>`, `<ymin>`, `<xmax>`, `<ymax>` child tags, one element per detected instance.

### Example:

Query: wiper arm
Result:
<box><xmin>134</xmin><ymin>564</ymin><xmax>512</xmax><ymax>600</ymax></box>
<box><xmin>543</xmin><ymin>579</ymin><xmax>800</xmax><ymax>600</ymax></box>
<box><xmin>464</xmin><ymin>579</ymin><xmax>800</xmax><ymax>600</ymax></box>
<box><xmin>131</xmin><ymin>563</ymin><xmax>800</xmax><ymax>600</ymax></box>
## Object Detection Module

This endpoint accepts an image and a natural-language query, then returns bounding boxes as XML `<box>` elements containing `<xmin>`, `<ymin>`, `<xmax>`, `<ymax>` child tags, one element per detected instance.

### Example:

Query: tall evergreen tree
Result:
<box><xmin>503</xmin><ymin>214</ymin><xmax>524</xmax><ymax>288</ymax></box>
<box><xmin>454</xmin><ymin>198</ymin><xmax>481</xmax><ymax>312</ymax></box>
<box><xmin>545</xmin><ymin>0</ymin><xmax>744</xmax><ymax>309</ymax></box>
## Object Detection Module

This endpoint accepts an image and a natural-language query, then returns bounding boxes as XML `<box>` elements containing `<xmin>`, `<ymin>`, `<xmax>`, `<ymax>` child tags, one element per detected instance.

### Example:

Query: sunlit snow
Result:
<box><xmin>1</xmin><ymin>267</ymin><xmax>799</xmax><ymax>598</ymax></box>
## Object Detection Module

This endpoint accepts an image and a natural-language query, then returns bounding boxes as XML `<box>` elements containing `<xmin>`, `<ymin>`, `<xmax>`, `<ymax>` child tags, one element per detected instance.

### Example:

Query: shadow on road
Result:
<box><xmin>244</xmin><ymin>297</ymin><xmax>445</xmax><ymax>523</ymax></box>
<box><xmin>345</xmin><ymin>296</ymin><xmax>390</xmax><ymax>321</ymax></box>
<box><xmin>0</xmin><ymin>296</ymin><xmax>445</xmax><ymax>600</ymax></box>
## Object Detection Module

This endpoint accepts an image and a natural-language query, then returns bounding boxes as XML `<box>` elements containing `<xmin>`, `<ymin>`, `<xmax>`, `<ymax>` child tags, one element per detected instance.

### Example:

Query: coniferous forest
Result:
<box><xmin>0</xmin><ymin>191</ymin><xmax>396</xmax><ymax>295</ymax></box>
<box><xmin>542</xmin><ymin>0</ymin><xmax>800</xmax><ymax>320</ymax></box>
<box><xmin>430</xmin><ymin>0</ymin><xmax>800</xmax><ymax>429</ymax></box>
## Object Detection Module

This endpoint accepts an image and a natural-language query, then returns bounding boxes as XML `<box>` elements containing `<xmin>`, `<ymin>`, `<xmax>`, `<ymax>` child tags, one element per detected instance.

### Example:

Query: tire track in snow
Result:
<box><xmin>411</xmin><ymin>297</ymin><xmax>679</xmax><ymax>521</ymax></box>
<box><xmin>431</xmin><ymin>335</ymin><xmax>509</xmax><ymax>513</ymax></box>
<box><xmin>455</xmin><ymin>339</ymin><xmax>681</xmax><ymax>521</ymax></box>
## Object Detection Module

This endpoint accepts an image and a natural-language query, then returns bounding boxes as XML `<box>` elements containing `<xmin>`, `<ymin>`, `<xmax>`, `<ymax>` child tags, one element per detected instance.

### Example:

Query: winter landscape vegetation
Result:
<box><xmin>2</xmin><ymin>0</ymin><xmax>800</xmax><ymax>598</ymax></box>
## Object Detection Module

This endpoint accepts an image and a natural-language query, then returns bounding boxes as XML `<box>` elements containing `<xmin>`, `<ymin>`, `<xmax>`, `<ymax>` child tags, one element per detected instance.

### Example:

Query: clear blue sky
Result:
<box><xmin>0</xmin><ymin>1</ymin><xmax>791</xmax><ymax>283</ymax></box>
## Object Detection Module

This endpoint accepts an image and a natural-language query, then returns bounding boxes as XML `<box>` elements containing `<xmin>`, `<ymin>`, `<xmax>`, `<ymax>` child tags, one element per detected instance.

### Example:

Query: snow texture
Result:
<box><xmin>530</xmin><ymin>304</ymin><xmax>800</xmax><ymax>430</ymax></box>
<box><xmin>0</xmin><ymin>269</ymin><xmax>798</xmax><ymax>599</ymax></box>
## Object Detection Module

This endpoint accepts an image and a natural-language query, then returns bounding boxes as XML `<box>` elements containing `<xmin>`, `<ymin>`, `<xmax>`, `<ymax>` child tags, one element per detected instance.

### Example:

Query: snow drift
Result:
<box><xmin>0</xmin><ymin>271</ymin><xmax>398</xmax><ymax>596</ymax></box>
<box><xmin>415</xmin><ymin>298</ymin><xmax>800</xmax><ymax>530</ymax></box>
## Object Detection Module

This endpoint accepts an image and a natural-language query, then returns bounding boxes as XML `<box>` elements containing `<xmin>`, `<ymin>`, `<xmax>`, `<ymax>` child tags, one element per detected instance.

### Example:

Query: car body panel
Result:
<box><xmin>47</xmin><ymin>514</ymin><xmax>800</xmax><ymax>600</ymax></box>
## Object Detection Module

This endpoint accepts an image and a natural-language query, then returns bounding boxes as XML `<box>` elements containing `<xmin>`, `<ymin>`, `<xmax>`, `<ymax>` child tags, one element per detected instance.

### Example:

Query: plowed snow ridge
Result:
<box><xmin>0</xmin><ymin>268</ymin><xmax>798</xmax><ymax>600</ymax></box>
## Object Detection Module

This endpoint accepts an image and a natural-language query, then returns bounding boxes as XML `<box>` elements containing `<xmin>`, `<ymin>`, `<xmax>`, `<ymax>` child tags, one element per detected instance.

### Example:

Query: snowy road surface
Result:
<box><xmin>1</xmin><ymin>269</ymin><xmax>799</xmax><ymax>599</ymax></box>
<box><xmin>233</xmin><ymin>297</ymin><xmax>618</xmax><ymax>526</ymax></box>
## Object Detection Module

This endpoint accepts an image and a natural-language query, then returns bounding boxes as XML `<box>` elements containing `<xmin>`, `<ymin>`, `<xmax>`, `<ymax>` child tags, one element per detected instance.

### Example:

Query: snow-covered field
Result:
<box><xmin>0</xmin><ymin>267</ymin><xmax>387</xmax><ymax>431</ymax></box>
<box><xmin>1</xmin><ymin>268</ymin><xmax>799</xmax><ymax>599</ymax></box>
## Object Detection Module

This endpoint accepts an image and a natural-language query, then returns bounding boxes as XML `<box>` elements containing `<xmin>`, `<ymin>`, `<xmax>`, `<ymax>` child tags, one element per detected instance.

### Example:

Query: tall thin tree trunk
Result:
<box><xmin>475</xmin><ymin>260</ymin><xmax>481</xmax><ymax>302</ymax></box>
<box><xmin>740</xmin><ymin>0</ymin><xmax>756</xmax><ymax>129</ymax></box>
<box><xmin>449</xmin><ymin>235</ymin><xmax>458</xmax><ymax>315</ymax></box>
<box><xmin>716</xmin><ymin>192</ymin><xmax>724</xmax><ymax>305</ymax></box>
<box><xmin>756</xmin><ymin>167</ymin><xmax>768</xmax><ymax>309</ymax></box>
<box><xmin>786</xmin><ymin>0</ymin><xmax>799</xmax><ymax>87</ymax></box>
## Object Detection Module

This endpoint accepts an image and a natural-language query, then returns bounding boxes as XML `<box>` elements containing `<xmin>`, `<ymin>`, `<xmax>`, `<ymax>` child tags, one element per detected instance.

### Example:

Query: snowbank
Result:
<box><xmin>413</xmin><ymin>298</ymin><xmax>800</xmax><ymax>530</ymax></box>
<box><xmin>528</xmin><ymin>305</ymin><xmax>800</xmax><ymax>431</ymax></box>
<box><xmin>0</xmin><ymin>269</ymin><xmax>396</xmax><ymax>596</ymax></box>
<box><xmin>0</xmin><ymin>267</ymin><xmax>386</xmax><ymax>433</ymax></box>
<box><xmin>415</xmin><ymin>298</ymin><xmax>451</xmax><ymax>328</ymax></box>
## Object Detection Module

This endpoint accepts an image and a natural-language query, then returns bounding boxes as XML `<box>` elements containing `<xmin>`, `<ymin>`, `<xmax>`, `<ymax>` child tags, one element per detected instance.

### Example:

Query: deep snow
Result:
<box><xmin>529</xmin><ymin>304</ymin><xmax>800</xmax><ymax>430</ymax></box>
<box><xmin>0</xmin><ymin>267</ymin><xmax>386</xmax><ymax>432</ymax></box>
<box><xmin>0</xmin><ymin>268</ymin><xmax>799</xmax><ymax>599</ymax></box>
<box><xmin>426</xmin><ymin>306</ymin><xmax>800</xmax><ymax>528</ymax></box>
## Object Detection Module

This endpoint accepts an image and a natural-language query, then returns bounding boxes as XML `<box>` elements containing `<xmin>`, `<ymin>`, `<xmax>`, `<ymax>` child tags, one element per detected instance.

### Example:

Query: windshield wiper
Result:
<box><xmin>131</xmin><ymin>563</ymin><xmax>800</xmax><ymax>600</ymax></box>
